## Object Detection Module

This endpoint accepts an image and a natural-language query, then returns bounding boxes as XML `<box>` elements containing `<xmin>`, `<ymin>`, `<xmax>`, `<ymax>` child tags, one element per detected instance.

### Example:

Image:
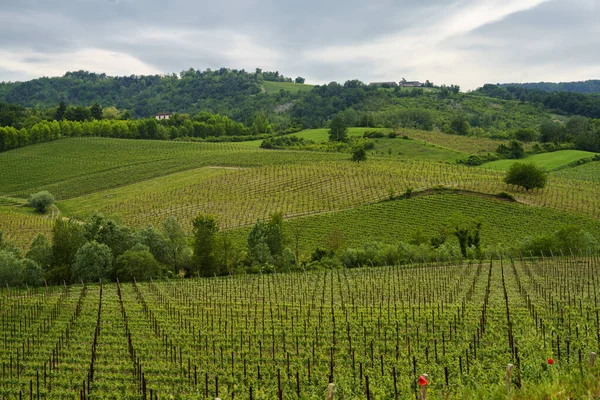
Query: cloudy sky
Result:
<box><xmin>0</xmin><ymin>0</ymin><xmax>598</xmax><ymax>90</ymax></box>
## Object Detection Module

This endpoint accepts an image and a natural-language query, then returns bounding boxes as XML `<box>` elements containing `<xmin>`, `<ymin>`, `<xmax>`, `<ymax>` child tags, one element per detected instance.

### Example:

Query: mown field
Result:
<box><xmin>262</xmin><ymin>81</ymin><xmax>316</xmax><ymax>94</ymax></box>
<box><xmin>1</xmin><ymin>256</ymin><xmax>599</xmax><ymax>398</ymax></box>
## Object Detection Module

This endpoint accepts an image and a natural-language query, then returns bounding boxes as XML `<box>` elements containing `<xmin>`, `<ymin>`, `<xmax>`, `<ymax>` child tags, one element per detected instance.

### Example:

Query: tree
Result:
<box><xmin>352</xmin><ymin>146</ymin><xmax>367</xmax><ymax>162</ymax></box>
<box><xmin>328</xmin><ymin>114</ymin><xmax>348</xmax><ymax>142</ymax></box>
<box><xmin>50</xmin><ymin>219</ymin><xmax>87</xmax><ymax>282</ymax></box>
<box><xmin>55</xmin><ymin>101</ymin><xmax>67</xmax><ymax>121</ymax></box>
<box><xmin>0</xmin><ymin>251</ymin><xmax>24</xmax><ymax>286</ymax></box>
<box><xmin>162</xmin><ymin>217</ymin><xmax>191</xmax><ymax>271</ymax></box>
<box><xmin>247</xmin><ymin>213</ymin><xmax>288</xmax><ymax>268</ymax></box>
<box><xmin>191</xmin><ymin>214</ymin><xmax>219</xmax><ymax>276</ymax></box>
<box><xmin>90</xmin><ymin>103</ymin><xmax>103</xmax><ymax>120</ymax></box>
<box><xmin>114</xmin><ymin>245</ymin><xmax>160</xmax><ymax>282</ymax></box>
<box><xmin>295</xmin><ymin>77</ymin><xmax>305</xmax><ymax>84</ymax></box>
<box><xmin>26</xmin><ymin>233</ymin><xmax>53</xmax><ymax>270</ymax></box>
<box><xmin>102</xmin><ymin>106</ymin><xmax>121</xmax><ymax>120</ymax></box>
<box><xmin>72</xmin><ymin>241</ymin><xmax>113</xmax><ymax>283</ymax></box>
<box><xmin>496</xmin><ymin>140</ymin><xmax>525</xmax><ymax>159</ymax></box>
<box><xmin>504</xmin><ymin>162</ymin><xmax>547</xmax><ymax>192</ymax></box>
<box><xmin>28</xmin><ymin>191</ymin><xmax>55</xmax><ymax>213</ymax></box>
<box><xmin>449</xmin><ymin>115</ymin><xmax>470</xmax><ymax>135</ymax></box>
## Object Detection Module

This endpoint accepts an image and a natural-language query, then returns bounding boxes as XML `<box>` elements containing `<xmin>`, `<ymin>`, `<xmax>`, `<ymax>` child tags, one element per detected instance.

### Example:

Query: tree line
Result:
<box><xmin>2</xmin><ymin>205</ymin><xmax>597</xmax><ymax>287</ymax></box>
<box><xmin>0</xmin><ymin>110</ymin><xmax>273</xmax><ymax>152</ymax></box>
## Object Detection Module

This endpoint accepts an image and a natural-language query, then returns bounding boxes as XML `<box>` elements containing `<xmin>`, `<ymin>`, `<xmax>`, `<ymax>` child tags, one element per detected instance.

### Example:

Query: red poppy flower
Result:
<box><xmin>547</xmin><ymin>358</ymin><xmax>554</xmax><ymax>365</ymax></box>
<box><xmin>418</xmin><ymin>375</ymin><xmax>428</xmax><ymax>386</ymax></box>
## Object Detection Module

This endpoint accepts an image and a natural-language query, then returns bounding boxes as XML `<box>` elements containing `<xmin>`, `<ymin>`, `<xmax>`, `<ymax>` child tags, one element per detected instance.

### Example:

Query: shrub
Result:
<box><xmin>28</xmin><ymin>191</ymin><xmax>55</xmax><ymax>213</ymax></box>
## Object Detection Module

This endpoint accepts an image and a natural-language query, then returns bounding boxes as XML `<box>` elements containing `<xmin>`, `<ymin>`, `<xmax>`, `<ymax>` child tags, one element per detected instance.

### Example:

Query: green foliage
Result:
<box><xmin>496</xmin><ymin>140</ymin><xmax>525</xmax><ymax>159</ymax></box>
<box><xmin>0</xmin><ymin>251</ymin><xmax>24</xmax><ymax>286</ymax></box>
<box><xmin>351</xmin><ymin>146</ymin><xmax>367</xmax><ymax>162</ymax></box>
<box><xmin>84</xmin><ymin>212</ymin><xmax>136</xmax><ymax>258</ymax></box>
<box><xmin>521</xmin><ymin>225</ymin><xmax>599</xmax><ymax>255</ymax></box>
<box><xmin>451</xmin><ymin>216</ymin><xmax>482</xmax><ymax>258</ymax></box>
<box><xmin>114</xmin><ymin>245</ymin><xmax>161</xmax><ymax>282</ymax></box>
<box><xmin>71</xmin><ymin>241</ymin><xmax>113</xmax><ymax>283</ymax></box>
<box><xmin>25</xmin><ymin>233</ymin><xmax>53</xmax><ymax>270</ymax></box>
<box><xmin>28</xmin><ymin>191</ymin><xmax>55</xmax><ymax>213</ymax></box>
<box><xmin>447</xmin><ymin>114</ymin><xmax>471</xmax><ymax>135</ymax></box>
<box><xmin>191</xmin><ymin>214</ymin><xmax>219</xmax><ymax>276</ymax></box>
<box><xmin>504</xmin><ymin>162</ymin><xmax>548</xmax><ymax>191</ymax></box>
<box><xmin>248</xmin><ymin>212</ymin><xmax>286</xmax><ymax>267</ymax></box>
<box><xmin>513</xmin><ymin>128</ymin><xmax>538</xmax><ymax>142</ymax></box>
<box><xmin>160</xmin><ymin>216</ymin><xmax>191</xmax><ymax>271</ymax></box>
<box><xmin>328</xmin><ymin>114</ymin><xmax>348</xmax><ymax>142</ymax></box>
<box><xmin>51</xmin><ymin>218</ymin><xmax>86</xmax><ymax>275</ymax></box>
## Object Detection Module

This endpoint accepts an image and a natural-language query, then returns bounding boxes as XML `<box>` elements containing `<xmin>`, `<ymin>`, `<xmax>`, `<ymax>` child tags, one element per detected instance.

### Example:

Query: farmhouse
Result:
<box><xmin>155</xmin><ymin>113</ymin><xmax>172</xmax><ymax>120</ymax></box>
<box><xmin>400</xmin><ymin>81</ymin><xmax>423</xmax><ymax>88</ymax></box>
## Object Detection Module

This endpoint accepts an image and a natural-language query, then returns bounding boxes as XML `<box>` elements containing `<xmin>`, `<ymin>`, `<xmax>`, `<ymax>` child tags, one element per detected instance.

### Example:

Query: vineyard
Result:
<box><xmin>0</xmin><ymin>209</ymin><xmax>53</xmax><ymax>249</ymax></box>
<box><xmin>552</xmin><ymin>161</ymin><xmax>600</xmax><ymax>183</ymax></box>
<box><xmin>225</xmin><ymin>192</ymin><xmax>600</xmax><ymax>256</ymax></box>
<box><xmin>59</xmin><ymin>159</ymin><xmax>600</xmax><ymax>234</ymax></box>
<box><xmin>1</xmin><ymin>256</ymin><xmax>600</xmax><ymax>398</ymax></box>
<box><xmin>0</xmin><ymin>138</ymin><xmax>346</xmax><ymax>199</ymax></box>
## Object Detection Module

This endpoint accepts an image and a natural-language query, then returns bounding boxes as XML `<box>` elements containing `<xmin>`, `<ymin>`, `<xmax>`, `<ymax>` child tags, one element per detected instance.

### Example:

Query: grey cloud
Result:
<box><xmin>0</xmin><ymin>0</ymin><xmax>598</xmax><ymax>88</ymax></box>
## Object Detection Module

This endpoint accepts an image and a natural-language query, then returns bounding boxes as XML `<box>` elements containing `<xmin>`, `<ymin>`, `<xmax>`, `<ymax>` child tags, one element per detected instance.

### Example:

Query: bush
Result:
<box><xmin>28</xmin><ymin>191</ymin><xmax>55</xmax><ymax>213</ymax></box>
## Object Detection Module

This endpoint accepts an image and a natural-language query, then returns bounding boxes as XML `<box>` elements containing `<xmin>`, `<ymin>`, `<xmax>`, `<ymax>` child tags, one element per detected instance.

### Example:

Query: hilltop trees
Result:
<box><xmin>504</xmin><ymin>162</ymin><xmax>547</xmax><ymax>191</ymax></box>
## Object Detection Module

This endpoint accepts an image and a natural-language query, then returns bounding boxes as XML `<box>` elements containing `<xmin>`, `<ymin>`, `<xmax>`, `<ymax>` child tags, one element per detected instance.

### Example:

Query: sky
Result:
<box><xmin>0</xmin><ymin>0</ymin><xmax>598</xmax><ymax>90</ymax></box>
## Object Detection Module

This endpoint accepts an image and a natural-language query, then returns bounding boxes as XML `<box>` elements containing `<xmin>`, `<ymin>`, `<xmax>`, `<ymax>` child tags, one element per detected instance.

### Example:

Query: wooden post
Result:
<box><xmin>420</xmin><ymin>374</ymin><xmax>428</xmax><ymax>400</ymax></box>
<box><xmin>326</xmin><ymin>383</ymin><xmax>335</xmax><ymax>400</ymax></box>
<box><xmin>590</xmin><ymin>352</ymin><xmax>596</xmax><ymax>367</ymax></box>
<box><xmin>506</xmin><ymin>364</ymin><xmax>513</xmax><ymax>393</ymax></box>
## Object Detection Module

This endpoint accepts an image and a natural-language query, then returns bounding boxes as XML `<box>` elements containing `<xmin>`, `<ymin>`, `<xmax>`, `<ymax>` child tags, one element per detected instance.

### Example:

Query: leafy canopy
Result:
<box><xmin>504</xmin><ymin>162</ymin><xmax>547</xmax><ymax>191</ymax></box>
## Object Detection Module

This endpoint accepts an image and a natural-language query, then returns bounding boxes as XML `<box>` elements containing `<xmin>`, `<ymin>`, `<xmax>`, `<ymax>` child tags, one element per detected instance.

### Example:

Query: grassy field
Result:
<box><xmin>482</xmin><ymin>150</ymin><xmax>597</xmax><ymax>171</ymax></box>
<box><xmin>226</xmin><ymin>192</ymin><xmax>600</xmax><ymax>256</ymax></box>
<box><xmin>262</xmin><ymin>81</ymin><xmax>315</xmax><ymax>94</ymax></box>
<box><xmin>552</xmin><ymin>160</ymin><xmax>600</xmax><ymax>182</ymax></box>
<box><xmin>1</xmin><ymin>257</ymin><xmax>599</xmax><ymax>398</ymax></box>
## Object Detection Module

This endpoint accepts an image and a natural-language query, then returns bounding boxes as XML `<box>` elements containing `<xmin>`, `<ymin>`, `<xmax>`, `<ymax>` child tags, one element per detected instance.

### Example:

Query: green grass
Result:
<box><xmin>227</xmin><ymin>192</ymin><xmax>600</xmax><ymax>256</ymax></box>
<box><xmin>482</xmin><ymin>150</ymin><xmax>597</xmax><ymax>171</ymax></box>
<box><xmin>262</xmin><ymin>81</ymin><xmax>315</xmax><ymax>94</ymax></box>
<box><xmin>0</xmin><ymin>137</ymin><xmax>346</xmax><ymax>199</ymax></box>
<box><xmin>552</xmin><ymin>161</ymin><xmax>600</xmax><ymax>182</ymax></box>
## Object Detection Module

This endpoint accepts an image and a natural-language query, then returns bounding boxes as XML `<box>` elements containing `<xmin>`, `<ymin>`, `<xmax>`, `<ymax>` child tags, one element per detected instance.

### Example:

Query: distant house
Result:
<box><xmin>400</xmin><ymin>81</ymin><xmax>423</xmax><ymax>88</ymax></box>
<box><xmin>155</xmin><ymin>113</ymin><xmax>172</xmax><ymax>120</ymax></box>
<box><xmin>368</xmin><ymin>82</ymin><xmax>399</xmax><ymax>88</ymax></box>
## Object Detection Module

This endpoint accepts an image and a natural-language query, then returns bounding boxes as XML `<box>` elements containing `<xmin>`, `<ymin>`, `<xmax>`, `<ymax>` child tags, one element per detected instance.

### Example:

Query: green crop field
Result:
<box><xmin>262</xmin><ymin>81</ymin><xmax>315</xmax><ymax>94</ymax></box>
<box><xmin>552</xmin><ymin>161</ymin><xmax>600</xmax><ymax>182</ymax></box>
<box><xmin>482</xmin><ymin>150</ymin><xmax>597</xmax><ymax>171</ymax></box>
<box><xmin>226</xmin><ymin>192</ymin><xmax>600</xmax><ymax>256</ymax></box>
<box><xmin>0</xmin><ymin>138</ymin><xmax>346</xmax><ymax>200</ymax></box>
<box><xmin>1</xmin><ymin>256</ymin><xmax>599</xmax><ymax>398</ymax></box>
<box><xmin>0</xmin><ymin>208</ymin><xmax>54</xmax><ymax>248</ymax></box>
